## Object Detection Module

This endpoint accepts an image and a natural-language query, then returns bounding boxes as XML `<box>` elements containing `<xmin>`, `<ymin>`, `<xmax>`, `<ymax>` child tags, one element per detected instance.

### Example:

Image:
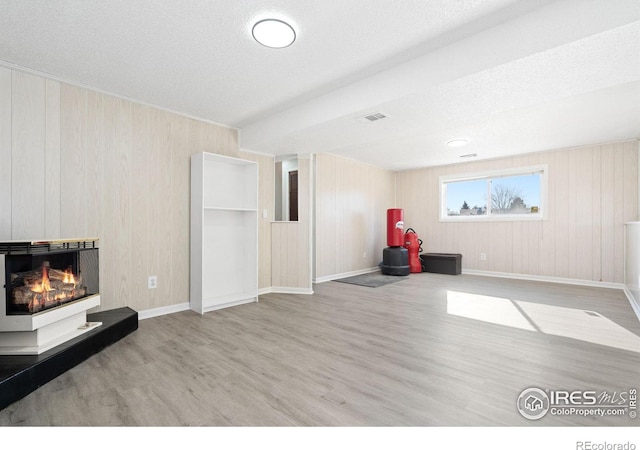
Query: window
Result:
<box><xmin>440</xmin><ymin>165</ymin><xmax>547</xmax><ymax>221</ymax></box>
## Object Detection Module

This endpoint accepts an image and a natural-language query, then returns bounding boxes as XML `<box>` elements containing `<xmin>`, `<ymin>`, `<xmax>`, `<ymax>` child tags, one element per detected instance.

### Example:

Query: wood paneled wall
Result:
<box><xmin>0</xmin><ymin>67</ymin><xmax>274</xmax><ymax>313</ymax></box>
<box><xmin>239</xmin><ymin>150</ymin><xmax>274</xmax><ymax>290</ymax></box>
<box><xmin>396</xmin><ymin>140</ymin><xmax>639</xmax><ymax>283</ymax></box>
<box><xmin>314</xmin><ymin>153</ymin><xmax>396</xmax><ymax>281</ymax></box>
<box><xmin>271</xmin><ymin>155</ymin><xmax>312</xmax><ymax>290</ymax></box>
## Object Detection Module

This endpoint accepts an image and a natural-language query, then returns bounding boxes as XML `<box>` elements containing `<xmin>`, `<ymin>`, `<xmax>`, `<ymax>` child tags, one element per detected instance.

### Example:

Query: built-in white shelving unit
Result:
<box><xmin>190</xmin><ymin>152</ymin><xmax>258</xmax><ymax>314</ymax></box>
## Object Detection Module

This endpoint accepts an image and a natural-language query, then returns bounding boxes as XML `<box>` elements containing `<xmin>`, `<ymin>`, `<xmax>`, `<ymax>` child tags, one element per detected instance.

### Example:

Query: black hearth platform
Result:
<box><xmin>0</xmin><ymin>307</ymin><xmax>138</xmax><ymax>410</ymax></box>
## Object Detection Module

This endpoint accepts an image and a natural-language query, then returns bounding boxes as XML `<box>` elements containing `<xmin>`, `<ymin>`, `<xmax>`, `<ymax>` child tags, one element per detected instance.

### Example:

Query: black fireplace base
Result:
<box><xmin>0</xmin><ymin>307</ymin><xmax>138</xmax><ymax>411</ymax></box>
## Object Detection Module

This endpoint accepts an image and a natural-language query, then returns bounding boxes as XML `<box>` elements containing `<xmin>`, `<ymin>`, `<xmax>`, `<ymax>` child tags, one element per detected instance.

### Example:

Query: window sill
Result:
<box><xmin>440</xmin><ymin>214</ymin><xmax>545</xmax><ymax>223</ymax></box>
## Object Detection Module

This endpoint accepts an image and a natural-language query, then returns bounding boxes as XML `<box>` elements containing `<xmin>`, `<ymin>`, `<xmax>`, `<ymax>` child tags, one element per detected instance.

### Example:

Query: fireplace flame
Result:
<box><xmin>31</xmin><ymin>265</ymin><xmax>52</xmax><ymax>293</ymax></box>
<box><xmin>63</xmin><ymin>268</ymin><xmax>75</xmax><ymax>285</ymax></box>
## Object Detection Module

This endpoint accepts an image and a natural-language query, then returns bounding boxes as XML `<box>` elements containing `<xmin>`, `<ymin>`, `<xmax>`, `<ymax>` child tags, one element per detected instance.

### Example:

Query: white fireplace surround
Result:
<box><xmin>0</xmin><ymin>239</ymin><xmax>102</xmax><ymax>355</ymax></box>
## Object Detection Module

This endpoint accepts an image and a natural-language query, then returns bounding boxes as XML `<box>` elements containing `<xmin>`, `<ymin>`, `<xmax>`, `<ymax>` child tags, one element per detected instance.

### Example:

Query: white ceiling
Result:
<box><xmin>1</xmin><ymin>0</ymin><xmax>639</xmax><ymax>170</ymax></box>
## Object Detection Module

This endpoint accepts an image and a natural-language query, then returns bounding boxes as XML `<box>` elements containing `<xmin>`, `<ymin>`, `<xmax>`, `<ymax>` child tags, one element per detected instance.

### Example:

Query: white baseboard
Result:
<box><xmin>138</xmin><ymin>302</ymin><xmax>190</xmax><ymax>320</ymax></box>
<box><xmin>314</xmin><ymin>266</ymin><xmax>380</xmax><ymax>284</ymax></box>
<box><xmin>462</xmin><ymin>269</ymin><xmax>624</xmax><ymax>290</ymax></box>
<box><xmin>270</xmin><ymin>286</ymin><xmax>314</xmax><ymax>295</ymax></box>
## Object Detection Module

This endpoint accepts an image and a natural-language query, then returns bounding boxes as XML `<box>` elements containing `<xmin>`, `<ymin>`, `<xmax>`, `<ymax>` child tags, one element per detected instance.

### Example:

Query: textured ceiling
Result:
<box><xmin>1</xmin><ymin>0</ymin><xmax>639</xmax><ymax>170</ymax></box>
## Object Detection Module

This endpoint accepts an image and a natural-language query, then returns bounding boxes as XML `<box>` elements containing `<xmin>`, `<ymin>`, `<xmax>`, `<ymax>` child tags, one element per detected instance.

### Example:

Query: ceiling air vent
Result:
<box><xmin>357</xmin><ymin>112</ymin><xmax>388</xmax><ymax>123</ymax></box>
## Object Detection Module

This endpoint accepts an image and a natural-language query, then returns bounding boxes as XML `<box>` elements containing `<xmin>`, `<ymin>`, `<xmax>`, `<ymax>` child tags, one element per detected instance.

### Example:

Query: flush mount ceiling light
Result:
<box><xmin>252</xmin><ymin>19</ymin><xmax>296</xmax><ymax>48</ymax></box>
<box><xmin>447</xmin><ymin>138</ymin><xmax>470</xmax><ymax>148</ymax></box>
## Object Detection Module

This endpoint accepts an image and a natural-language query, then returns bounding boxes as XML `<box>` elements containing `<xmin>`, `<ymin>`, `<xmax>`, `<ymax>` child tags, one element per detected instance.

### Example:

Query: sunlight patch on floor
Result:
<box><xmin>446</xmin><ymin>290</ymin><xmax>640</xmax><ymax>353</ymax></box>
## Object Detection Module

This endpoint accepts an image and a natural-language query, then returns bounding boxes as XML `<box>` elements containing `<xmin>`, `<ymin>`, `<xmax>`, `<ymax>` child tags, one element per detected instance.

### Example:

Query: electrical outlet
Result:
<box><xmin>363</xmin><ymin>252</ymin><xmax>367</xmax><ymax>258</ymax></box>
<box><xmin>480</xmin><ymin>253</ymin><xmax>487</xmax><ymax>261</ymax></box>
<box><xmin>148</xmin><ymin>276</ymin><xmax>157</xmax><ymax>289</ymax></box>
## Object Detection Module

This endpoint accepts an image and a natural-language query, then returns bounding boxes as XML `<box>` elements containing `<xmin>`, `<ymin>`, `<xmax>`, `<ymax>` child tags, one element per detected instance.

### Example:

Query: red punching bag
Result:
<box><xmin>404</xmin><ymin>228</ymin><xmax>423</xmax><ymax>273</ymax></box>
<box><xmin>387</xmin><ymin>208</ymin><xmax>404</xmax><ymax>247</ymax></box>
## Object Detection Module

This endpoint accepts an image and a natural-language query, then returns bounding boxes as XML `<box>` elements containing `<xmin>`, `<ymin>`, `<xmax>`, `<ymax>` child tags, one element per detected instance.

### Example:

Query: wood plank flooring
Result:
<box><xmin>1</xmin><ymin>273</ymin><xmax>639</xmax><ymax>426</ymax></box>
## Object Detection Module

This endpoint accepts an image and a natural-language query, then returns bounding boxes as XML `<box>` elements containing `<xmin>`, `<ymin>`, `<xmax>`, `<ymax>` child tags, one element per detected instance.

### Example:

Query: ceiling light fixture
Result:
<box><xmin>447</xmin><ymin>138</ymin><xmax>470</xmax><ymax>148</ymax></box>
<box><xmin>252</xmin><ymin>19</ymin><xmax>296</xmax><ymax>48</ymax></box>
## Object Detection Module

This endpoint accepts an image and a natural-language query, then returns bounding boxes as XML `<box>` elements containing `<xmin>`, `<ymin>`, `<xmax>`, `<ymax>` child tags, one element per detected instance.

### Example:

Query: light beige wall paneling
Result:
<box><xmin>511</xmin><ymin>220</ymin><xmax>523</xmax><ymax>274</ymax></box>
<box><xmin>170</xmin><ymin>114</ymin><xmax>190</xmax><ymax>305</ymax></box>
<box><xmin>0</xmin><ymin>67</ymin><xmax>11</xmax><ymax>239</ymax></box>
<box><xmin>298</xmin><ymin>155</ymin><xmax>312</xmax><ymax>288</ymax></box>
<box><xmin>553</xmin><ymin>148</ymin><xmax>571</xmax><ymax>278</ymax></box>
<box><xmin>116</xmin><ymin>98</ymin><xmax>133</xmax><ymax>309</ymax></box>
<box><xmin>334</xmin><ymin>156</ymin><xmax>347</xmax><ymax>275</ymax></box>
<box><xmin>600</xmin><ymin>143</ymin><xmax>616</xmax><ymax>283</ymax></box>
<box><xmin>538</xmin><ymin>151</ymin><xmax>556</xmax><ymax>278</ymax></box>
<box><xmin>239</xmin><ymin>150</ymin><xmax>274</xmax><ymax>290</ymax></box>
<box><xmin>203</xmin><ymin>122</ymin><xmax>239</xmax><ymax>158</ymax></box>
<box><xmin>84</xmin><ymin>90</ymin><xmax>104</xmax><ymax>239</ymax></box>
<box><xmin>271</xmin><ymin>223</ymin><xmax>282</xmax><ymax>286</ymax></box>
<box><xmin>103</xmin><ymin>96</ymin><xmax>133</xmax><ymax>310</ymax></box>
<box><xmin>4</xmin><ymin>68</ymin><xmax>243</xmax><ymax>313</ymax></box>
<box><xmin>60</xmin><ymin>84</ymin><xmax>87</xmax><ymax>238</ymax></box>
<box><xmin>11</xmin><ymin>71</ymin><xmax>46</xmax><ymax>239</ymax></box>
<box><xmin>620</xmin><ymin>141</ymin><xmax>638</xmax><ymax>283</ymax></box>
<box><xmin>131</xmin><ymin>104</ymin><xmax>151</xmax><ymax>311</ymax></box>
<box><xmin>44</xmin><ymin>79</ymin><xmax>61</xmax><ymax>239</ymax></box>
<box><xmin>575</xmin><ymin>146</ymin><xmax>594</xmax><ymax>280</ymax></box>
<box><xmin>100</xmin><ymin>95</ymin><xmax>117</xmax><ymax>309</ymax></box>
<box><xmin>315</xmin><ymin>153</ymin><xmax>337</xmax><ymax>279</ymax></box>
<box><xmin>590</xmin><ymin>146</ymin><xmax>602</xmax><ymax>281</ymax></box>
<box><xmin>613</xmin><ymin>143</ymin><xmax>626</xmax><ymax>284</ymax></box>
<box><xmin>155</xmin><ymin>110</ymin><xmax>173</xmax><ymax>307</ymax></box>
<box><xmin>315</xmin><ymin>153</ymin><xmax>395</xmax><ymax>280</ymax></box>
<box><xmin>188</xmin><ymin>118</ymin><xmax>203</xmax><ymax>155</ymax></box>
<box><xmin>271</xmin><ymin>222</ymin><xmax>296</xmax><ymax>287</ymax></box>
<box><xmin>146</xmin><ymin>107</ymin><xmax>161</xmax><ymax>308</ymax></box>
<box><xmin>567</xmin><ymin>146</ymin><xmax>579</xmax><ymax>279</ymax></box>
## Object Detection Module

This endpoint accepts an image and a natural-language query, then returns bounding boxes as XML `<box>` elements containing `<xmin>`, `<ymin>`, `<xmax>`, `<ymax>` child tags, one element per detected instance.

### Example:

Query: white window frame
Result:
<box><xmin>439</xmin><ymin>165</ymin><xmax>548</xmax><ymax>222</ymax></box>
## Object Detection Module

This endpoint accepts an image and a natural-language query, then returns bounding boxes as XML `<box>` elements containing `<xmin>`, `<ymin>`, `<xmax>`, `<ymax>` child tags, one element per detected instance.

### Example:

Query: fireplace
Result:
<box><xmin>0</xmin><ymin>238</ymin><xmax>101</xmax><ymax>355</ymax></box>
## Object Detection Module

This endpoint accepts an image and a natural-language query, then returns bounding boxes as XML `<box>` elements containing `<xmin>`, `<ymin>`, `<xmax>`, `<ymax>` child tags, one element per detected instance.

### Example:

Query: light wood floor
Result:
<box><xmin>1</xmin><ymin>273</ymin><xmax>639</xmax><ymax>426</ymax></box>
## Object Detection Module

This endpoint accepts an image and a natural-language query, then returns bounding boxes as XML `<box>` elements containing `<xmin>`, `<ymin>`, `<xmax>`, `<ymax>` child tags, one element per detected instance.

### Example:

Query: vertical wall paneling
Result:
<box><xmin>396</xmin><ymin>141</ymin><xmax>639</xmax><ymax>284</ymax></box>
<box><xmin>170</xmin><ymin>115</ymin><xmax>189</xmax><ymax>306</ymax></box>
<box><xmin>239</xmin><ymin>150</ymin><xmax>274</xmax><ymax>290</ymax></box>
<box><xmin>156</xmin><ymin>110</ymin><xmax>173</xmax><ymax>305</ymax></box>
<box><xmin>621</xmin><ymin>141</ymin><xmax>638</xmax><ymax>283</ymax></box>
<box><xmin>554</xmin><ymin>149</ymin><xmax>570</xmax><ymax>278</ymax></box>
<box><xmin>11</xmin><ymin>71</ymin><xmax>46</xmax><ymax>239</ymax></box>
<box><xmin>44</xmin><ymin>80</ymin><xmax>61</xmax><ymax>238</ymax></box>
<box><xmin>85</xmin><ymin>90</ymin><xmax>104</xmax><ymax>238</ymax></box>
<box><xmin>591</xmin><ymin>147</ymin><xmax>602</xmax><ymax>281</ymax></box>
<box><xmin>0</xmin><ymin>68</ymin><xmax>11</xmax><ymax>239</ymax></box>
<box><xmin>131</xmin><ymin>104</ymin><xmax>150</xmax><ymax>310</ymax></box>
<box><xmin>115</xmin><ymin>98</ymin><xmax>132</xmax><ymax>308</ymax></box>
<box><xmin>60</xmin><ymin>84</ymin><xmax>87</xmax><ymax>238</ymax></box>
<box><xmin>4</xmin><ymin>67</ymin><xmax>247</xmax><ymax>314</ymax></box>
<box><xmin>147</xmin><ymin>107</ymin><xmax>160</xmax><ymax>308</ymax></box>
<box><xmin>314</xmin><ymin>153</ymin><xmax>395</xmax><ymax>281</ymax></box>
<box><xmin>299</xmin><ymin>155</ymin><xmax>312</xmax><ymax>288</ymax></box>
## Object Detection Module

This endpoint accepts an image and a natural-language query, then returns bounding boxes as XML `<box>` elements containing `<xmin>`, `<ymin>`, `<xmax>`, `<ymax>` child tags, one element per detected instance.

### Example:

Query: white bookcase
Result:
<box><xmin>190</xmin><ymin>152</ymin><xmax>258</xmax><ymax>314</ymax></box>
